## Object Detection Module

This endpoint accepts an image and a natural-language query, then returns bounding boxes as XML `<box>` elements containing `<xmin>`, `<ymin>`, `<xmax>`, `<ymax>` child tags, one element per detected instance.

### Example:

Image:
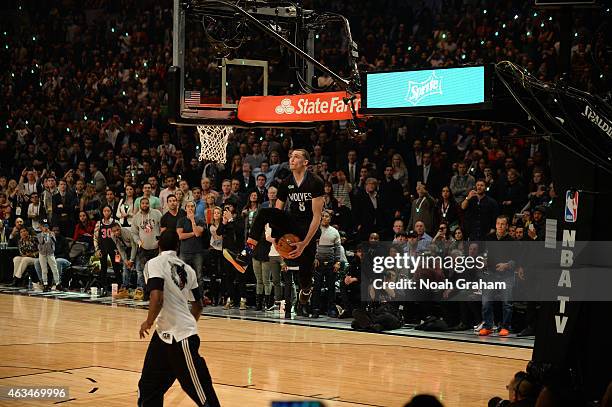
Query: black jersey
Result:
<box><xmin>277</xmin><ymin>171</ymin><xmax>325</xmax><ymax>226</ymax></box>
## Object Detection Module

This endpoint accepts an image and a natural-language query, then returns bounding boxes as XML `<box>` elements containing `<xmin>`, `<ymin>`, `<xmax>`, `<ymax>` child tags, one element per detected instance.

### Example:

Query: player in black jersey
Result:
<box><xmin>223</xmin><ymin>149</ymin><xmax>325</xmax><ymax>308</ymax></box>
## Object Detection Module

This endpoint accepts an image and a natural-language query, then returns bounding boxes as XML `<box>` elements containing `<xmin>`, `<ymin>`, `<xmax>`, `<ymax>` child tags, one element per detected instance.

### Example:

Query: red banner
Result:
<box><xmin>237</xmin><ymin>92</ymin><xmax>362</xmax><ymax>123</ymax></box>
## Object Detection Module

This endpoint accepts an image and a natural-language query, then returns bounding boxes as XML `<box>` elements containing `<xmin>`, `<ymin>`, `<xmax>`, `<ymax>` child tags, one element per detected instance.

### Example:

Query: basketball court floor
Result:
<box><xmin>0</xmin><ymin>291</ymin><xmax>532</xmax><ymax>406</ymax></box>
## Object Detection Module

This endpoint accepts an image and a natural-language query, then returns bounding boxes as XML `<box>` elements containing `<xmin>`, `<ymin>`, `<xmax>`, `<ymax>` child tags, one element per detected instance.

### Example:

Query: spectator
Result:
<box><xmin>12</xmin><ymin>228</ymin><xmax>38</xmax><ymax>287</ymax></box>
<box><xmin>416</xmin><ymin>152</ymin><xmax>442</xmax><ymax>196</ymax></box>
<box><xmin>159</xmin><ymin>175</ymin><xmax>178</xmax><ymax>212</ymax></box>
<box><xmin>110</xmin><ymin>223</ymin><xmax>136</xmax><ymax>296</ymax></box>
<box><xmin>391</xmin><ymin>153</ymin><xmax>410</xmax><ymax>191</ymax></box>
<box><xmin>379</xmin><ymin>166</ymin><xmax>404</xmax><ymax>225</ymax></box>
<box><xmin>52</xmin><ymin>180</ymin><xmax>77</xmax><ymax>236</ymax></box>
<box><xmin>37</xmin><ymin>220</ymin><xmax>61</xmax><ymax>290</ymax></box>
<box><xmin>462</xmin><ymin>180</ymin><xmax>499</xmax><ymax>241</ymax></box>
<box><xmin>94</xmin><ymin>207</ymin><xmax>122</xmax><ymax>293</ymax></box>
<box><xmin>262</xmin><ymin>186</ymin><xmax>279</xmax><ymax>209</ymax></box>
<box><xmin>354</xmin><ymin>178</ymin><xmax>385</xmax><ymax>240</ymax></box>
<box><xmin>104</xmin><ymin>189</ymin><xmax>121</xmax><ymax>221</ymax></box>
<box><xmin>236</xmin><ymin>163</ymin><xmax>256</xmax><ymax>193</ymax></box>
<box><xmin>178</xmin><ymin>179</ymin><xmax>193</xmax><ymax>205</ymax></box>
<box><xmin>35</xmin><ymin>225</ymin><xmax>71</xmax><ymax>291</ymax></box>
<box><xmin>160</xmin><ymin>195</ymin><xmax>186</xmax><ymax>233</ymax></box>
<box><xmin>27</xmin><ymin>192</ymin><xmax>45</xmax><ymax>232</ymax></box>
<box><xmin>8</xmin><ymin>218</ymin><xmax>25</xmax><ymax>246</ymax></box>
<box><xmin>245</xmin><ymin>142</ymin><xmax>266</xmax><ymax>170</ymax></box>
<box><xmin>177</xmin><ymin>201</ymin><xmax>206</xmax><ymax>290</ymax></box>
<box><xmin>409</xmin><ymin>182</ymin><xmax>436</xmax><ymax>234</ymax></box>
<box><xmin>338</xmin><ymin>246</ymin><xmax>362</xmax><ymax>319</ymax></box>
<box><xmin>117</xmin><ymin>185</ymin><xmax>137</xmax><ymax>227</ymax></box>
<box><xmin>80</xmin><ymin>183</ymin><xmax>101</xmax><ymax>221</ymax></box>
<box><xmin>497</xmin><ymin>168</ymin><xmax>527</xmax><ymax>217</ymax></box>
<box><xmin>135</xmin><ymin>183</ymin><xmax>162</xmax><ymax>213</ymax></box>
<box><xmin>89</xmin><ymin>162</ymin><xmax>107</xmax><ymax>195</ymax></box>
<box><xmin>254</xmin><ymin>174</ymin><xmax>268</xmax><ymax>203</ymax></box>
<box><xmin>404</xmin><ymin>394</ymin><xmax>444</xmax><ymax>407</ymax></box>
<box><xmin>332</xmin><ymin>170</ymin><xmax>352</xmax><ymax>210</ymax></box>
<box><xmin>414</xmin><ymin>221</ymin><xmax>433</xmax><ymax>253</ymax></box>
<box><xmin>450</xmin><ymin>162</ymin><xmax>476</xmax><ymax>203</ymax></box>
<box><xmin>206</xmin><ymin>206</ymin><xmax>224</xmax><ymax>305</ymax></box>
<box><xmin>131</xmin><ymin>197</ymin><xmax>162</xmax><ymax>299</ymax></box>
<box><xmin>148</xmin><ymin>176</ymin><xmax>161</xmax><ymax>198</ymax></box>
<box><xmin>435</xmin><ymin>186</ymin><xmax>460</xmax><ymax>230</ymax></box>
<box><xmin>312</xmin><ymin>210</ymin><xmax>342</xmax><ymax>318</ymax></box>
<box><xmin>73</xmin><ymin>211</ymin><xmax>96</xmax><ymax>245</ymax></box>
<box><xmin>230</xmin><ymin>179</ymin><xmax>246</xmax><ymax>208</ymax></box>
<box><xmin>316</xmin><ymin>180</ymin><xmax>335</xmax><ymax>209</ymax></box>
<box><xmin>479</xmin><ymin>215</ymin><xmax>515</xmax><ymax>337</ymax></box>
<box><xmin>342</xmin><ymin>150</ymin><xmax>360</xmax><ymax>186</ymax></box>
<box><xmin>217</xmin><ymin>199</ymin><xmax>247</xmax><ymax>310</ymax></box>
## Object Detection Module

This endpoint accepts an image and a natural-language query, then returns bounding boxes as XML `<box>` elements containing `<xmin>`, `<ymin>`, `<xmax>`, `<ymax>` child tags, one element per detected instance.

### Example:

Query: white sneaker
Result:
<box><xmin>51</xmin><ymin>285</ymin><xmax>57</xmax><ymax>291</ymax></box>
<box><xmin>474</xmin><ymin>321</ymin><xmax>485</xmax><ymax>332</ymax></box>
<box><xmin>32</xmin><ymin>283</ymin><xmax>43</xmax><ymax>292</ymax></box>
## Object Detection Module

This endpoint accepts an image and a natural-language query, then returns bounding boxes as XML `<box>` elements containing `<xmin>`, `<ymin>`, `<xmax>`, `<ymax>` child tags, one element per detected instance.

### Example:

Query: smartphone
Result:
<box><xmin>528</xmin><ymin>224</ymin><xmax>535</xmax><ymax>231</ymax></box>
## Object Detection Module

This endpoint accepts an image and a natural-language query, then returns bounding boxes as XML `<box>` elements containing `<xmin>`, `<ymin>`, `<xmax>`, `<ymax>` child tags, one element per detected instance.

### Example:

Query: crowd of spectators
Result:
<box><xmin>0</xmin><ymin>0</ymin><xmax>610</xmax><ymax>340</ymax></box>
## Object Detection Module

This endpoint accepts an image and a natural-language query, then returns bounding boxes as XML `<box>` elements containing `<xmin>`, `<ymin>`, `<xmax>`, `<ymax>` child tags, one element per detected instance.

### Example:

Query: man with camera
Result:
<box><xmin>489</xmin><ymin>371</ymin><xmax>539</xmax><ymax>407</ymax></box>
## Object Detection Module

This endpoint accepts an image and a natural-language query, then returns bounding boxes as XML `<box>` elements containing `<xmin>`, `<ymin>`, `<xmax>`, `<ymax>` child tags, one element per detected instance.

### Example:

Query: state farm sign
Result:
<box><xmin>238</xmin><ymin>92</ymin><xmax>362</xmax><ymax>123</ymax></box>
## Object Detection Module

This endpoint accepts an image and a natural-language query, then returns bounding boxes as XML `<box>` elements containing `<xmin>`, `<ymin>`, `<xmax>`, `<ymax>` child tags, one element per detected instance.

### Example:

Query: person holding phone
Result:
<box><xmin>461</xmin><ymin>180</ymin><xmax>499</xmax><ymax>241</ymax></box>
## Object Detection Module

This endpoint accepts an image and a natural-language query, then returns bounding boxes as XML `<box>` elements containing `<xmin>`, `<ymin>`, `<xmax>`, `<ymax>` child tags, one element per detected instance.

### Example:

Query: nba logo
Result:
<box><xmin>565</xmin><ymin>190</ymin><xmax>579</xmax><ymax>223</ymax></box>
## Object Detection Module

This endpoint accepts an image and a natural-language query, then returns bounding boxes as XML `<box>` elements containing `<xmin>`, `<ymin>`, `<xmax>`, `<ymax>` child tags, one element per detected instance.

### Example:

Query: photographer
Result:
<box><xmin>489</xmin><ymin>371</ymin><xmax>540</xmax><ymax>407</ymax></box>
<box><xmin>338</xmin><ymin>246</ymin><xmax>362</xmax><ymax>319</ymax></box>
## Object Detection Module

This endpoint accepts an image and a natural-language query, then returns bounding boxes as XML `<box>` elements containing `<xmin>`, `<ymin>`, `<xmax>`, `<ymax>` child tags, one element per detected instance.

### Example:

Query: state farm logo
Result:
<box><xmin>275</xmin><ymin>99</ymin><xmax>295</xmax><ymax>114</ymax></box>
<box><xmin>406</xmin><ymin>72</ymin><xmax>443</xmax><ymax>106</ymax></box>
<box><xmin>273</xmin><ymin>95</ymin><xmax>361</xmax><ymax>115</ymax></box>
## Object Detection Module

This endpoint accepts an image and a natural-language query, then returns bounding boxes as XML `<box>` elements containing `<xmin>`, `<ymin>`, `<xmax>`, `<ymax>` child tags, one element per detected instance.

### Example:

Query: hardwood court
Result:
<box><xmin>0</xmin><ymin>295</ymin><xmax>531</xmax><ymax>406</ymax></box>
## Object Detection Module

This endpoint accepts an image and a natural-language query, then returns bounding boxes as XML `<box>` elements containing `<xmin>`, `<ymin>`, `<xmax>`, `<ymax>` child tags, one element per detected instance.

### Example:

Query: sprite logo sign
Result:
<box><xmin>365</xmin><ymin>66</ymin><xmax>485</xmax><ymax>110</ymax></box>
<box><xmin>406</xmin><ymin>72</ymin><xmax>443</xmax><ymax>106</ymax></box>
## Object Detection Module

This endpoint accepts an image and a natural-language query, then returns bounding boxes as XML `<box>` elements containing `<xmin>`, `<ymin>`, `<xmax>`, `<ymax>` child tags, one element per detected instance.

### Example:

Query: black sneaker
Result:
<box><xmin>517</xmin><ymin>326</ymin><xmax>535</xmax><ymax>337</ymax></box>
<box><xmin>223</xmin><ymin>249</ymin><xmax>250</xmax><ymax>273</ymax></box>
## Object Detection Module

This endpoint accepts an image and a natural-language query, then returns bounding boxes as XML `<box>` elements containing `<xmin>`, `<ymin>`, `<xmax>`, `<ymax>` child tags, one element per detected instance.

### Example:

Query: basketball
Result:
<box><xmin>274</xmin><ymin>234</ymin><xmax>301</xmax><ymax>259</ymax></box>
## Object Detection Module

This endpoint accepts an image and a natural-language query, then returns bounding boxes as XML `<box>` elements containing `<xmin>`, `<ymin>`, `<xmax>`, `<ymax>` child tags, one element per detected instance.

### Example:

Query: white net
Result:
<box><xmin>197</xmin><ymin>125</ymin><xmax>232</xmax><ymax>164</ymax></box>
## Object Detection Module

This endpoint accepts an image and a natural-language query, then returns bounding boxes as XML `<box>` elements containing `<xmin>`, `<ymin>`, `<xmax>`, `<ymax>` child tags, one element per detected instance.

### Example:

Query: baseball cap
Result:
<box><xmin>407</xmin><ymin>230</ymin><xmax>418</xmax><ymax>238</ymax></box>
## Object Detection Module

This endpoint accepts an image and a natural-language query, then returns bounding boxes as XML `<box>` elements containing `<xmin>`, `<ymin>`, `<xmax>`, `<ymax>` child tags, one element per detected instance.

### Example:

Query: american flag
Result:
<box><xmin>184</xmin><ymin>91</ymin><xmax>201</xmax><ymax>106</ymax></box>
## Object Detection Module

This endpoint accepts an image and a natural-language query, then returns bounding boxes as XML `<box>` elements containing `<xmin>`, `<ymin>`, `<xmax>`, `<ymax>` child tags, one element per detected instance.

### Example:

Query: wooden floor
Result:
<box><xmin>0</xmin><ymin>295</ymin><xmax>532</xmax><ymax>407</ymax></box>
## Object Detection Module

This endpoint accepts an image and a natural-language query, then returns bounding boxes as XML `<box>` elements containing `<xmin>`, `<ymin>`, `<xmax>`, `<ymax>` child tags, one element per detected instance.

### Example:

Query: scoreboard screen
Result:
<box><xmin>361</xmin><ymin>65</ymin><xmax>491</xmax><ymax>115</ymax></box>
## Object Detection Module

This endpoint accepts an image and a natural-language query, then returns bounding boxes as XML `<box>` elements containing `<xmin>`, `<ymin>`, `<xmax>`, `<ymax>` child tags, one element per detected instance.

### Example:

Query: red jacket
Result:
<box><xmin>73</xmin><ymin>221</ymin><xmax>95</xmax><ymax>241</ymax></box>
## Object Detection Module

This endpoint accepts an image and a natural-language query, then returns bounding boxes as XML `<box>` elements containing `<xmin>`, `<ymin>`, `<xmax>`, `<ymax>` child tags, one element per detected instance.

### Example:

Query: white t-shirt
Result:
<box><xmin>144</xmin><ymin>250</ymin><xmax>199</xmax><ymax>344</ymax></box>
<box><xmin>265</xmin><ymin>224</ymin><xmax>279</xmax><ymax>257</ymax></box>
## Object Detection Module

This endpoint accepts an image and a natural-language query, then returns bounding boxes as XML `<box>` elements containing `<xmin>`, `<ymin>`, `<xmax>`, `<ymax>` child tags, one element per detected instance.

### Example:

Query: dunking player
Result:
<box><xmin>224</xmin><ymin>149</ymin><xmax>324</xmax><ymax>311</ymax></box>
<box><xmin>138</xmin><ymin>230</ymin><xmax>220</xmax><ymax>407</ymax></box>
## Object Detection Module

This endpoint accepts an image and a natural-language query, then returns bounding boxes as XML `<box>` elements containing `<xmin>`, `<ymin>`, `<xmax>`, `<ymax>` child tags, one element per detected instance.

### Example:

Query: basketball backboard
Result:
<box><xmin>168</xmin><ymin>0</ymin><xmax>361</xmax><ymax>129</ymax></box>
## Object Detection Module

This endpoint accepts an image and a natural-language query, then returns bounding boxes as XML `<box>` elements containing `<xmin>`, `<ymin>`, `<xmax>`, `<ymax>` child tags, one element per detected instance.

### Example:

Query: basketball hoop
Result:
<box><xmin>197</xmin><ymin>125</ymin><xmax>232</xmax><ymax>164</ymax></box>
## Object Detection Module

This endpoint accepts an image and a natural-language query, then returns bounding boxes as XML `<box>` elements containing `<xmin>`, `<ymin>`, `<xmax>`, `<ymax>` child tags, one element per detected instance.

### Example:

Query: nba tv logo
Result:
<box><xmin>406</xmin><ymin>72</ymin><xmax>443</xmax><ymax>106</ymax></box>
<box><xmin>565</xmin><ymin>190</ymin><xmax>579</xmax><ymax>223</ymax></box>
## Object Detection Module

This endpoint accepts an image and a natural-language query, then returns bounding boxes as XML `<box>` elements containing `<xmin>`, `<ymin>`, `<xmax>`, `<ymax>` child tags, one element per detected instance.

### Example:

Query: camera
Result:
<box><xmin>488</xmin><ymin>397</ymin><xmax>510</xmax><ymax>407</ymax></box>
